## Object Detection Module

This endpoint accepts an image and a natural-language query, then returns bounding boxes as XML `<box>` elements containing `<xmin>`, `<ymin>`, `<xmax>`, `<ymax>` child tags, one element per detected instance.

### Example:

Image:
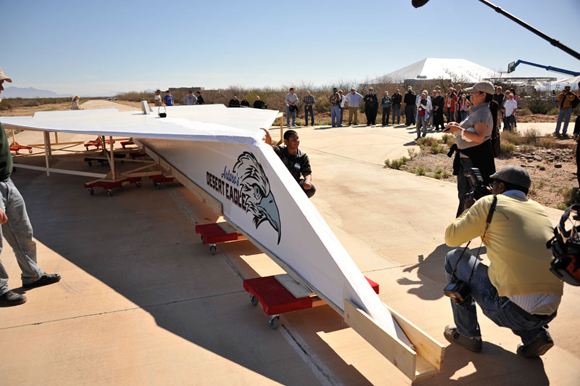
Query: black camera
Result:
<box><xmin>464</xmin><ymin>167</ymin><xmax>490</xmax><ymax>201</ymax></box>
<box><xmin>443</xmin><ymin>280</ymin><xmax>471</xmax><ymax>305</ymax></box>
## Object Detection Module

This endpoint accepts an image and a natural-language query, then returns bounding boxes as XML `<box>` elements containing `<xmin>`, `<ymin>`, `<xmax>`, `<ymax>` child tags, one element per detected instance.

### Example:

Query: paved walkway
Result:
<box><xmin>1</xmin><ymin>102</ymin><xmax>579</xmax><ymax>385</ymax></box>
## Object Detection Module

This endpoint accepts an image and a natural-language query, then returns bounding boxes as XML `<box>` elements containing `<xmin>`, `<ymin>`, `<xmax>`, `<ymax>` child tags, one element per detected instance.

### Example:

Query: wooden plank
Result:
<box><xmin>344</xmin><ymin>299</ymin><xmax>417</xmax><ymax>380</ymax></box>
<box><xmin>14</xmin><ymin>164</ymin><xmax>107</xmax><ymax>178</ymax></box>
<box><xmin>275</xmin><ymin>274</ymin><xmax>314</xmax><ymax>299</ymax></box>
<box><xmin>384</xmin><ymin>303</ymin><xmax>445</xmax><ymax>373</ymax></box>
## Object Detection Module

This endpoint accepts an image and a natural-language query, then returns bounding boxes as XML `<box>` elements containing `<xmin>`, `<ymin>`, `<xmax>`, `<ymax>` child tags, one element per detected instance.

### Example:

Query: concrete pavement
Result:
<box><xmin>1</xmin><ymin>101</ymin><xmax>579</xmax><ymax>385</ymax></box>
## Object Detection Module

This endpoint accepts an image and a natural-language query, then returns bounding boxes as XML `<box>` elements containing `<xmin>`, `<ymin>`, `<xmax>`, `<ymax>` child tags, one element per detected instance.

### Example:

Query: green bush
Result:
<box><xmin>417</xmin><ymin>166</ymin><xmax>426</xmax><ymax>176</ymax></box>
<box><xmin>430</xmin><ymin>144</ymin><xmax>446</xmax><ymax>154</ymax></box>
<box><xmin>518</xmin><ymin>108</ymin><xmax>532</xmax><ymax>116</ymax></box>
<box><xmin>527</xmin><ymin>97</ymin><xmax>555</xmax><ymax>114</ymax></box>
<box><xmin>500</xmin><ymin>141</ymin><xmax>516</xmax><ymax>155</ymax></box>
<box><xmin>501</xmin><ymin>130</ymin><xmax>524</xmax><ymax>145</ymax></box>
<box><xmin>547</xmin><ymin>108</ymin><xmax>559</xmax><ymax>115</ymax></box>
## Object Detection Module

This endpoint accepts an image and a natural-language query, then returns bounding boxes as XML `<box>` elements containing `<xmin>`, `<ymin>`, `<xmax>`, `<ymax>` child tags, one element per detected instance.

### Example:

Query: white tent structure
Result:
<box><xmin>379</xmin><ymin>58</ymin><xmax>500</xmax><ymax>83</ymax></box>
<box><xmin>551</xmin><ymin>75</ymin><xmax>580</xmax><ymax>91</ymax></box>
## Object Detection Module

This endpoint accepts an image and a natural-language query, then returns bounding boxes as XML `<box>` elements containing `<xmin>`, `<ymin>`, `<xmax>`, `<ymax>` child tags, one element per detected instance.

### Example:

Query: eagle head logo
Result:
<box><xmin>233</xmin><ymin>151</ymin><xmax>281</xmax><ymax>244</ymax></box>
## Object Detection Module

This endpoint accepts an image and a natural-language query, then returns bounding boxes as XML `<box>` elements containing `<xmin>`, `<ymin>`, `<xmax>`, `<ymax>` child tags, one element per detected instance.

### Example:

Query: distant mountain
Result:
<box><xmin>2</xmin><ymin>86</ymin><xmax>73</xmax><ymax>99</ymax></box>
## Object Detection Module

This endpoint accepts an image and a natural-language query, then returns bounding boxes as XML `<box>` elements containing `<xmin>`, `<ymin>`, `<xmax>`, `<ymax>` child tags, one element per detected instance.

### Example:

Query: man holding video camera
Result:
<box><xmin>443</xmin><ymin>165</ymin><xmax>563</xmax><ymax>358</ymax></box>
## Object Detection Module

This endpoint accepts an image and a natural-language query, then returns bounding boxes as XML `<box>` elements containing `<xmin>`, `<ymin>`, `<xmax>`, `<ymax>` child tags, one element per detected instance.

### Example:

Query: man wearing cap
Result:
<box><xmin>555</xmin><ymin>85</ymin><xmax>577</xmax><ymax>138</ymax></box>
<box><xmin>0</xmin><ymin>67</ymin><xmax>61</xmax><ymax>306</ymax></box>
<box><xmin>329</xmin><ymin>87</ymin><xmax>341</xmax><ymax>127</ymax></box>
<box><xmin>443</xmin><ymin>165</ymin><xmax>563</xmax><ymax>358</ymax></box>
<box><xmin>345</xmin><ymin>88</ymin><xmax>363</xmax><ymax>126</ymax></box>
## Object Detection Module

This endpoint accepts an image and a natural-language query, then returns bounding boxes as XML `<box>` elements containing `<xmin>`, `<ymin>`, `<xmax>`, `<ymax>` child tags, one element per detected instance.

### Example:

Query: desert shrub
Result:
<box><xmin>500</xmin><ymin>141</ymin><xmax>516</xmax><ymax>155</ymax></box>
<box><xmin>441</xmin><ymin>134</ymin><xmax>456</xmax><ymax>146</ymax></box>
<box><xmin>501</xmin><ymin>130</ymin><xmax>524</xmax><ymax>145</ymax></box>
<box><xmin>527</xmin><ymin>97</ymin><xmax>555</xmax><ymax>114</ymax></box>
<box><xmin>416</xmin><ymin>166</ymin><xmax>426</xmax><ymax>176</ymax></box>
<box><xmin>561</xmin><ymin>187</ymin><xmax>580</xmax><ymax>206</ymax></box>
<box><xmin>538</xmin><ymin>137</ymin><xmax>555</xmax><ymax>149</ymax></box>
<box><xmin>430</xmin><ymin>143</ymin><xmax>447</xmax><ymax>154</ymax></box>
<box><xmin>520</xmin><ymin>128</ymin><xmax>541</xmax><ymax>145</ymax></box>
<box><xmin>407</xmin><ymin>148</ymin><xmax>418</xmax><ymax>159</ymax></box>
<box><xmin>433</xmin><ymin>172</ymin><xmax>442</xmax><ymax>179</ymax></box>
<box><xmin>518</xmin><ymin>108</ymin><xmax>532</xmax><ymax>116</ymax></box>
<box><xmin>416</xmin><ymin>137</ymin><xmax>439</xmax><ymax>147</ymax></box>
<box><xmin>547</xmin><ymin>108</ymin><xmax>559</xmax><ymax>115</ymax></box>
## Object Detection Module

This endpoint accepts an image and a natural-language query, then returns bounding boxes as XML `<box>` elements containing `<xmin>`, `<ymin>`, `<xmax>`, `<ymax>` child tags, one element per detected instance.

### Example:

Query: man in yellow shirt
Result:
<box><xmin>443</xmin><ymin>165</ymin><xmax>563</xmax><ymax>358</ymax></box>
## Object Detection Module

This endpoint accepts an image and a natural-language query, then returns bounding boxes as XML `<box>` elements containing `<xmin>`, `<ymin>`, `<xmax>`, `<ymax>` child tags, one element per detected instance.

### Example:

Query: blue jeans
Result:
<box><xmin>459</xmin><ymin>110</ymin><xmax>468</xmax><ymax>122</ymax></box>
<box><xmin>331</xmin><ymin>105</ymin><xmax>341</xmax><ymax>126</ymax></box>
<box><xmin>0</xmin><ymin>179</ymin><xmax>44</xmax><ymax>295</ymax></box>
<box><xmin>286</xmin><ymin>106</ymin><xmax>296</xmax><ymax>126</ymax></box>
<box><xmin>392</xmin><ymin>104</ymin><xmax>401</xmax><ymax>124</ymax></box>
<box><xmin>304</xmin><ymin>105</ymin><xmax>314</xmax><ymax>126</ymax></box>
<box><xmin>555</xmin><ymin>108</ymin><xmax>572</xmax><ymax>134</ymax></box>
<box><xmin>445</xmin><ymin>249</ymin><xmax>556</xmax><ymax>345</ymax></box>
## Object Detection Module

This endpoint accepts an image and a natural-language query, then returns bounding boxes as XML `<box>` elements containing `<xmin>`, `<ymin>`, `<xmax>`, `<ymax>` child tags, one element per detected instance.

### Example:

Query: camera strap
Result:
<box><xmin>450</xmin><ymin>195</ymin><xmax>498</xmax><ymax>284</ymax></box>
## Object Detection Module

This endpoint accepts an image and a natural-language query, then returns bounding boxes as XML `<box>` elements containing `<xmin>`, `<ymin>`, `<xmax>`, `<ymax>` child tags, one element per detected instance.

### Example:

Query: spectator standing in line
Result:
<box><xmin>502</xmin><ymin>92</ymin><xmax>517</xmax><ymax>131</ymax></box>
<box><xmin>445</xmin><ymin>91</ymin><xmax>458</xmax><ymax>124</ymax></box>
<box><xmin>345</xmin><ymin>88</ymin><xmax>363</xmax><ymax>126</ymax></box>
<box><xmin>509</xmin><ymin>88</ymin><xmax>518</xmax><ymax>129</ymax></box>
<box><xmin>404</xmin><ymin>86</ymin><xmax>416</xmax><ymax>126</ymax></box>
<box><xmin>363</xmin><ymin>87</ymin><xmax>378</xmax><ymax>126</ymax></box>
<box><xmin>183</xmin><ymin>90</ymin><xmax>197</xmax><ymax>105</ymax></box>
<box><xmin>253</xmin><ymin>96</ymin><xmax>266</xmax><ymax>109</ymax></box>
<box><xmin>381</xmin><ymin>91</ymin><xmax>392</xmax><ymax>126</ymax></box>
<box><xmin>163</xmin><ymin>90</ymin><xmax>174</xmax><ymax>106</ymax></box>
<box><xmin>240</xmin><ymin>98</ymin><xmax>250</xmax><ymax>107</ymax></box>
<box><xmin>0</xmin><ymin>67</ymin><xmax>61</xmax><ymax>307</ymax></box>
<box><xmin>555</xmin><ymin>85</ymin><xmax>576</xmax><ymax>138</ymax></box>
<box><xmin>303</xmin><ymin>91</ymin><xmax>316</xmax><ymax>126</ymax></box>
<box><xmin>432</xmin><ymin>90</ymin><xmax>445</xmax><ymax>131</ymax></box>
<box><xmin>428</xmin><ymin>89</ymin><xmax>437</xmax><ymax>128</ymax></box>
<box><xmin>455</xmin><ymin>84</ymin><xmax>464</xmax><ymax>122</ymax></box>
<box><xmin>285</xmin><ymin>87</ymin><xmax>299</xmax><ymax>127</ymax></box>
<box><xmin>391</xmin><ymin>88</ymin><xmax>402</xmax><ymax>125</ymax></box>
<box><xmin>458</xmin><ymin>94</ymin><xmax>472</xmax><ymax>122</ymax></box>
<box><xmin>195</xmin><ymin>91</ymin><xmax>205</xmax><ymax>105</ymax></box>
<box><xmin>229</xmin><ymin>96</ymin><xmax>241</xmax><ymax>107</ymax></box>
<box><xmin>415</xmin><ymin>90</ymin><xmax>432</xmax><ymax>139</ymax></box>
<box><xmin>329</xmin><ymin>87</ymin><xmax>341</xmax><ymax>127</ymax></box>
<box><xmin>71</xmin><ymin>96</ymin><xmax>82</xmax><ymax>110</ymax></box>
<box><xmin>154</xmin><ymin>89</ymin><xmax>162</xmax><ymax>106</ymax></box>
<box><xmin>491</xmin><ymin>86</ymin><xmax>505</xmax><ymax>130</ymax></box>
<box><xmin>338</xmin><ymin>90</ymin><xmax>346</xmax><ymax>125</ymax></box>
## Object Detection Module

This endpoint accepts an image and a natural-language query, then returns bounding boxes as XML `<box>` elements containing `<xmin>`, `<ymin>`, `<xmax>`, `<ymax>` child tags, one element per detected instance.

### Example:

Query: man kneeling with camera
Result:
<box><xmin>443</xmin><ymin>165</ymin><xmax>563</xmax><ymax>358</ymax></box>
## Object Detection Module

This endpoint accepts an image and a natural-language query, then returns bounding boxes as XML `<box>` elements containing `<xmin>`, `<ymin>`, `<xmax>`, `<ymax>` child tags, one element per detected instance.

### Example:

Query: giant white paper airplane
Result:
<box><xmin>1</xmin><ymin>104</ymin><xmax>443</xmax><ymax>380</ymax></box>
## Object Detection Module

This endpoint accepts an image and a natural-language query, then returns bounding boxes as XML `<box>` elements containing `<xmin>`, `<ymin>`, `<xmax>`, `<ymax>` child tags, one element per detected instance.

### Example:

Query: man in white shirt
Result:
<box><xmin>502</xmin><ymin>92</ymin><xmax>517</xmax><ymax>132</ymax></box>
<box><xmin>344</xmin><ymin>88</ymin><xmax>363</xmax><ymax>126</ymax></box>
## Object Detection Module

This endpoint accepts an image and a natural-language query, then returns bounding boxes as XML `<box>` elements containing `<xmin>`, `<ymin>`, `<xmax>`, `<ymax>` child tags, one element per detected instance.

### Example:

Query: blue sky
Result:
<box><xmin>3</xmin><ymin>0</ymin><xmax>579</xmax><ymax>96</ymax></box>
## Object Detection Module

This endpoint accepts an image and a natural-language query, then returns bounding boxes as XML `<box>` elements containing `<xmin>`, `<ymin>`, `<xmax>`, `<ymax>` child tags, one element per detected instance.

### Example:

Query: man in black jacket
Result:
<box><xmin>363</xmin><ymin>88</ymin><xmax>378</xmax><ymax>126</ymax></box>
<box><xmin>391</xmin><ymin>88</ymin><xmax>402</xmax><ymax>125</ymax></box>
<box><xmin>432</xmin><ymin>90</ymin><xmax>445</xmax><ymax>131</ymax></box>
<box><xmin>404</xmin><ymin>87</ymin><xmax>416</xmax><ymax>126</ymax></box>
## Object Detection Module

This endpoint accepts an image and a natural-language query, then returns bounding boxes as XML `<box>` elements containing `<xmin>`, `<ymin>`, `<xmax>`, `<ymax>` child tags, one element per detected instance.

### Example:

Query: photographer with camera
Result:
<box><xmin>555</xmin><ymin>85</ymin><xmax>578</xmax><ymax>138</ymax></box>
<box><xmin>445</xmin><ymin>81</ymin><xmax>496</xmax><ymax>217</ymax></box>
<box><xmin>443</xmin><ymin>165</ymin><xmax>563</xmax><ymax>358</ymax></box>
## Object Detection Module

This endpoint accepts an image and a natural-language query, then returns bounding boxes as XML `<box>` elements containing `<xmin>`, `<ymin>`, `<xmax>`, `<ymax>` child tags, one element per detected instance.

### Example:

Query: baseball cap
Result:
<box><xmin>0</xmin><ymin>67</ymin><xmax>12</xmax><ymax>83</ymax></box>
<box><xmin>490</xmin><ymin>165</ymin><xmax>531</xmax><ymax>189</ymax></box>
<box><xmin>464</xmin><ymin>81</ymin><xmax>494</xmax><ymax>95</ymax></box>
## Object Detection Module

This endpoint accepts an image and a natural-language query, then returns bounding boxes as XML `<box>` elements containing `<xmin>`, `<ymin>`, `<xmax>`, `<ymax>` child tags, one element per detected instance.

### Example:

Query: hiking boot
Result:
<box><xmin>23</xmin><ymin>273</ymin><xmax>61</xmax><ymax>289</ymax></box>
<box><xmin>444</xmin><ymin>325</ymin><xmax>482</xmax><ymax>352</ymax></box>
<box><xmin>0</xmin><ymin>290</ymin><xmax>27</xmax><ymax>306</ymax></box>
<box><xmin>517</xmin><ymin>330</ymin><xmax>554</xmax><ymax>358</ymax></box>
